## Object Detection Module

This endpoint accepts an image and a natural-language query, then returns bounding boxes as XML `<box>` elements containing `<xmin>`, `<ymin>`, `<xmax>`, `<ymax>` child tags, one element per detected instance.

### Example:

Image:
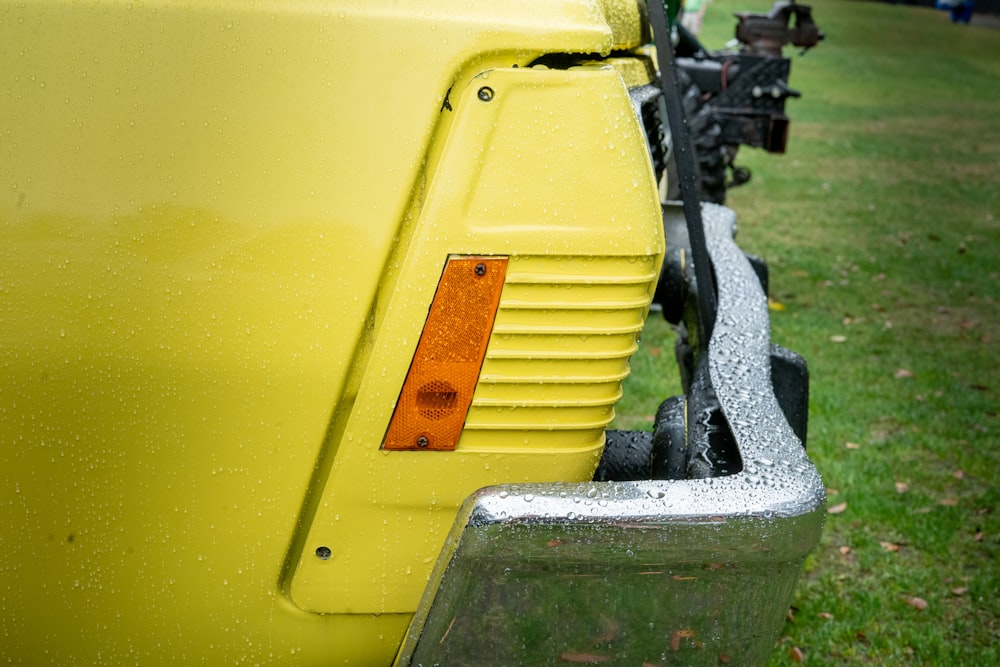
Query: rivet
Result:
<box><xmin>477</xmin><ymin>86</ymin><xmax>494</xmax><ymax>102</ymax></box>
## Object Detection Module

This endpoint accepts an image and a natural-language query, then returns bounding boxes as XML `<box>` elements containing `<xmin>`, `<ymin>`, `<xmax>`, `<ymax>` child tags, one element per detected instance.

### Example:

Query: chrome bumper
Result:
<box><xmin>396</xmin><ymin>204</ymin><xmax>825</xmax><ymax>666</ymax></box>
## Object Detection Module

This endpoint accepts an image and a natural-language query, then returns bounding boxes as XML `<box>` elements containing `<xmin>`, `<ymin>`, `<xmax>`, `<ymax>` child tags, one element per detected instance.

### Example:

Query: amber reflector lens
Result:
<box><xmin>383</xmin><ymin>256</ymin><xmax>508</xmax><ymax>451</ymax></box>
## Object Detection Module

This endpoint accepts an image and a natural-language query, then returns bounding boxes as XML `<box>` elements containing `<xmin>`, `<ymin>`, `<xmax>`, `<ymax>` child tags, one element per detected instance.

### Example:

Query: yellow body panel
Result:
<box><xmin>288</xmin><ymin>66</ymin><xmax>663</xmax><ymax>615</ymax></box>
<box><xmin>1</xmin><ymin>0</ymin><xmax>661</xmax><ymax>663</ymax></box>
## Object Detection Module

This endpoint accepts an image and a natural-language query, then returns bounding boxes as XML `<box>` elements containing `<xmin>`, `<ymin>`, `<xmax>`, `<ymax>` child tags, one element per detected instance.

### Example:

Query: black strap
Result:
<box><xmin>647</xmin><ymin>0</ymin><xmax>716</xmax><ymax>344</ymax></box>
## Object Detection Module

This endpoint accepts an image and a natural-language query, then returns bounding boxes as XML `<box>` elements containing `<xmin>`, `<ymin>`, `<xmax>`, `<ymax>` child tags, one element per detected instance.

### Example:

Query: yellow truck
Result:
<box><xmin>1</xmin><ymin>1</ymin><xmax>823</xmax><ymax>664</ymax></box>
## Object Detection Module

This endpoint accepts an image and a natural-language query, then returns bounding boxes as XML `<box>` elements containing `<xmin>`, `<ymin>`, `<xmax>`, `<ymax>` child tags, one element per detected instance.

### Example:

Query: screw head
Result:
<box><xmin>477</xmin><ymin>86</ymin><xmax>494</xmax><ymax>102</ymax></box>
<box><xmin>416</xmin><ymin>435</ymin><xmax>430</xmax><ymax>448</ymax></box>
<box><xmin>315</xmin><ymin>546</ymin><xmax>332</xmax><ymax>560</ymax></box>
<box><xmin>474</xmin><ymin>263</ymin><xmax>487</xmax><ymax>276</ymax></box>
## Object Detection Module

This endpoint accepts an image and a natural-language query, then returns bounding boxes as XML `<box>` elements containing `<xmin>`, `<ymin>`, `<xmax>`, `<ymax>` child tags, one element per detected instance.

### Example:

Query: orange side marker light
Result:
<box><xmin>382</xmin><ymin>256</ymin><xmax>507</xmax><ymax>451</ymax></box>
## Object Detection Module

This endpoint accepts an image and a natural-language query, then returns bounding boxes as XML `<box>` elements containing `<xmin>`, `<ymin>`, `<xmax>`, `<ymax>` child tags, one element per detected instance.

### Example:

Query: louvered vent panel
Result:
<box><xmin>460</xmin><ymin>254</ymin><xmax>659</xmax><ymax>452</ymax></box>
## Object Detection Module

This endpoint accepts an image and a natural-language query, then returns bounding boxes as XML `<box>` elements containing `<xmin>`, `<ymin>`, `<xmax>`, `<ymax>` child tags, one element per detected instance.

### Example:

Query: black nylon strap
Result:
<box><xmin>647</xmin><ymin>0</ymin><xmax>717</xmax><ymax>343</ymax></box>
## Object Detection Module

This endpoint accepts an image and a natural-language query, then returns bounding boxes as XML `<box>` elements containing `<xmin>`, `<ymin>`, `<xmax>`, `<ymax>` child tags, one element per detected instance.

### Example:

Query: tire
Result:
<box><xmin>595</xmin><ymin>430</ymin><xmax>653</xmax><ymax>481</ymax></box>
<box><xmin>651</xmin><ymin>396</ymin><xmax>688</xmax><ymax>480</ymax></box>
<box><xmin>670</xmin><ymin>69</ymin><xmax>728</xmax><ymax>205</ymax></box>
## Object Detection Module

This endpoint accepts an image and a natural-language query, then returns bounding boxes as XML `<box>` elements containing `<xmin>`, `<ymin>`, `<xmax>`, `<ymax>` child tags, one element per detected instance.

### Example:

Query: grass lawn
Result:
<box><xmin>613</xmin><ymin>1</ymin><xmax>1000</xmax><ymax>663</ymax></box>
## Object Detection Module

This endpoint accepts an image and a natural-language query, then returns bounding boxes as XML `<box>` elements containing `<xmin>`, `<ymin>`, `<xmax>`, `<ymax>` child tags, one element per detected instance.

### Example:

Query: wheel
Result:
<box><xmin>668</xmin><ymin>69</ymin><xmax>729</xmax><ymax>205</ymax></box>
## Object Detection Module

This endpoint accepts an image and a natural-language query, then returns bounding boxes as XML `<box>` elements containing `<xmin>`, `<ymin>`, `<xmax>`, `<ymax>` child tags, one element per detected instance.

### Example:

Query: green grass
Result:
<box><xmin>613</xmin><ymin>1</ymin><xmax>1000</xmax><ymax>663</ymax></box>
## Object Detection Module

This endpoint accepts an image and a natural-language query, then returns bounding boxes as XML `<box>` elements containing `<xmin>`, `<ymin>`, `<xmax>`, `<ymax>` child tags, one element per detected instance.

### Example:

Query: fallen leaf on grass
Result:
<box><xmin>895</xmin><ymin>482</ymin><xmax>909</xmax><ymax>493</ymax></box>
<box><xmin>939</xmin><ymin>497</ymin><xmax>959</xmax><ymax>507</ymax></box>
<box><xmin>845</xmin><ymin>441</ymin><xmax>861</xmax><ymax>449</ymax></box>
<box><xmin>880</xmin><ymin>541</ymin><xmax>901</xmax><ymax>552</ymax></box>
<box><xmin>839</xmin><ymin>546</ymin><xmax>852</xmax><ymax>555</ymax></box>
<box><xmin>951</xmin><ymin>587</ymin><xmax>970</xmax><ymax>596</ymax></box>
<box><xmin>830</xmin><ymin>335</ymin><xmax>847</xmax><ymax>343</ymax></box>
<box><xmin>974</xmin><ymin>531</ymin><xmax>984</xmax><ymax>542</ymax></box>
<box><xmin>768</xmin><ymin>299</ymin><xmax>786</xmax><ymax>312</ymax></box>
<box><xmin>953</xmin><ymin>469</ymin><xmax>965</xmax><ymax>480</ymax></box>
<box><xmin>828</xmin><ymin>502</ymin><xmax>848</xmax><ymax>515</ymax></box>
<box><xmin>895</xmin><ymin>368</ymin><xmax>914</xmax><ymax>379</ymax></box>
<box><xmin>818</xmin><ymin>612</ymin><xmax>835</xmax><ymax>620</ymax></box>
<box><xmin>670</xmin><ymin>629</ymin><xmax>698</xmax><ymax>651</ymax></box>
<box><xmin>789</xmin><ymin>646</ymin><xmax>805</xmax><ymax>663</ymax></box>
<box><xmin>904</xmin><ymin>596</ymin><xmax>928</xmax><ymax>611</ymax></box>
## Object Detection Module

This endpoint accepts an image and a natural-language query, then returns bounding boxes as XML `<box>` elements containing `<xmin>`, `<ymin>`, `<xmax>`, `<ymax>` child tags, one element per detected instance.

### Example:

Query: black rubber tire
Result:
<box><xmin>594</xmin><ymin>430</ymin><xmax>654</xmax><ymax>482</ymax></box>
<box><xmin>672</xmin><ymin>69</ymin><xmax>728</xmax><ymax>205</ymax></box>
<box><xmin>650</xmin><ymin>396</ymin><xmax>688</xmax><ymax>480</ymax></box>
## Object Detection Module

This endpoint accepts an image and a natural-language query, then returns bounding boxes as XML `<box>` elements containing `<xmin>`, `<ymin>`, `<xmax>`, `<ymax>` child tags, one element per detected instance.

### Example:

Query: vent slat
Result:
<box><xmin>460</xmin><ymin>254</ymin><xmax>657</xmax><ymax>448</ymax></box>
